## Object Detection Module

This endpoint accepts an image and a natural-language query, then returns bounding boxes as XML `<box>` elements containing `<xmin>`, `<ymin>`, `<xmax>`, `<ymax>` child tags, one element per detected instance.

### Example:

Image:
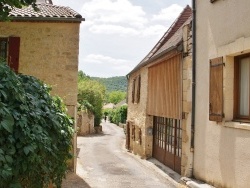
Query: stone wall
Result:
<box><xmin>0</xmin><ymin>21</ymin><xmax>80</xmax><ymax>172</ymax></box>
<box><xmin>127</xmin><ymin>67</ymin><xmax>150</xmax><ymax>158</ymax></box>
<box><xmin>181</xmin><ymin>23</ymin><xmax>193</xmax><ymax>177</ymax></box>
<box><xmin>77</xmin><ymin>111</ymin><xmax>95</xmax><ymax>136</ymax></box>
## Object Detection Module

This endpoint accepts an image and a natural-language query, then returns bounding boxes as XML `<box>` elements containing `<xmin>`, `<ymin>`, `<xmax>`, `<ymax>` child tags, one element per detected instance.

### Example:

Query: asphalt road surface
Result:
<box><xmin>76</xmin><ymin>121</ymin><xmax>176</xmax><ymax>188</ymax></box>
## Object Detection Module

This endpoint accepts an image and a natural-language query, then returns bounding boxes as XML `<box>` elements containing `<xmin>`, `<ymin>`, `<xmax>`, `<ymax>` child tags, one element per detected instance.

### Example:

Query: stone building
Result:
<box><xmin>194</xmin><ymin>0</ymin><xmax>250</xmax><ymax>187</ymax></box>
<box><xmin>0</xmin><ymin>0</ymin><xmax>84</xmax><ymax>171</ymax></box>
<box><xmin>126</xmin><ymin>6</ymin><xmax>193</xmax><ymax>176</ymax></box>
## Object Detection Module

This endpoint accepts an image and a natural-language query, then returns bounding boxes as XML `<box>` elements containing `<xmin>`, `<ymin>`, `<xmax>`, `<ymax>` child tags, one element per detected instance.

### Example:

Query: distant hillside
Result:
<box><xmin>91</xmin><ymin>76</ymin><xmax>127</xmax><ymax>92</ymax></box>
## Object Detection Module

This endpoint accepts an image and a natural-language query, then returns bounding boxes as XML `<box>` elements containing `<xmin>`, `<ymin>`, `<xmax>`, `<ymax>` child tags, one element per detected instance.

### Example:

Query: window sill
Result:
<box><xmin>224</xmin><ymin>121</ymin><xmax>250</xmax><ymax>131</ymax></box>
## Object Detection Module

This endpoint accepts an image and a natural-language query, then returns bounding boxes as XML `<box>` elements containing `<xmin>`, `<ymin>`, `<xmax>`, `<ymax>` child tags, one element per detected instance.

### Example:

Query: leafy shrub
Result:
<box><xmin>0</xmin><ymin>64</ymin><xmax>73</xmax><ymax>188</ymax></box>
<box><xmin>78</xmin><ymin>79</ymin><xmax>105</xmax><ymax>126</ymax></box>
<box><xmin>108</xmin><ymin>106</ymin><xmax>127</xmax><ymax>125</ymax></box>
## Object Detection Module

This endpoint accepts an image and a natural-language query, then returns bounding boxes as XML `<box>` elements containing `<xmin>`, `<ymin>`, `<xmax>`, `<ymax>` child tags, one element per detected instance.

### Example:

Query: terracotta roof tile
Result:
<box><xmin>8</xmin><ymin>3</ymin><xmax>84</xmax><ymax>21</ymax></box>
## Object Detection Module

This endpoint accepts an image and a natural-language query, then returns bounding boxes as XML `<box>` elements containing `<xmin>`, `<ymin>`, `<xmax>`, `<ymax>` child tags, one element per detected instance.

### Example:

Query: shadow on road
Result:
<box><xmin>78</xmin><ymin>133</ymin><xmax>111</xmax><ymax>138</ymax></box>
<box><xmin>62</xmin><ymin>172</ymin><xmax>91</xmax><ymax>188</ymax></box>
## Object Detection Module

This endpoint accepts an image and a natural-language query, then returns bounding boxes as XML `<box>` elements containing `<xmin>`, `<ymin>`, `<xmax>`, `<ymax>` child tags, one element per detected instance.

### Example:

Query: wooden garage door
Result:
<box><xmin>153</xmin><ymin>116</ymin><xmax>182</xmax><ymax>174</ymax></box>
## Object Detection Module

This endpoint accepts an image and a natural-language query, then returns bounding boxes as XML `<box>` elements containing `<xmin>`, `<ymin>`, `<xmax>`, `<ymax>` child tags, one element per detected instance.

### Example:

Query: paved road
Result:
<box><xmin>76</xmin><ymin>121</ymin><xmax>176</xmax><ymax>188</ymax></box>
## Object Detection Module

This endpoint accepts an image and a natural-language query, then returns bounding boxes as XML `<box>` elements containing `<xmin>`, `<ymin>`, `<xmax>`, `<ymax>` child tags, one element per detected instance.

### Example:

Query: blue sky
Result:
<box><xmin>53</xmin><ymin>0</ymin><xmax>191</xmax><ymax>77</ymax></box>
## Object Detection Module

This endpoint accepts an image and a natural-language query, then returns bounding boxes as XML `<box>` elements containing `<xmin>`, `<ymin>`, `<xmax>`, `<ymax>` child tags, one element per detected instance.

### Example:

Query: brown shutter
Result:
<box><xmin>132</xmin><ymin>78</ymin><xmax>136</xmax><ymax>103</ymax></box>
<box><xmin>136</xmin><ymin>75</ymin><xmax>141</xmax><ymax>103</ymax></box>
<box><xmin>8</xmin><ymin>37</ymin><xmax>20</xmax><ymax>73</ymax></box>
<box><xmin>209</xmin><ymin>57</ymin><xmax>224</xmax><ymax>122</ymax></box>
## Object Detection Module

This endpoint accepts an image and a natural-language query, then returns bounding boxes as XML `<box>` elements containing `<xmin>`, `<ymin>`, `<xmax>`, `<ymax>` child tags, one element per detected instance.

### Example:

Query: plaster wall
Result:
<box><xmin>195</xmin><ymin>1</ymin><xmax>250</xmax><ymax>187</ymax></box>
<box><xmin>0</xmin><ymin>21</ymin><xmax>80</xmax><ymax>171</ymax></box>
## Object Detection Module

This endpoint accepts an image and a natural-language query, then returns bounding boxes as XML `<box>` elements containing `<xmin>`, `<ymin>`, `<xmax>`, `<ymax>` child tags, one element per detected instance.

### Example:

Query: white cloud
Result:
<box><xmin>84</xmin><ymin>54</ymin><xmax>131</xmax><ymax>65</ymax></box>
<box><xmin>152</xmin><ymin>4</ymin><xmax>183</xmax><ymax>22</ymax></box>
<box><xmin>141</xmin><ymin>25</ymin><xmax>167</xmax><ymax>37</ymax></box>
<box><xmin>80</xmin><ymin>54</ymin><xmax>134</xmax><ymax>77</ymax></box>
<box><xmin>81</xmin><ymin>0</ymin><xmax>147</xmax><ymax>28</ymax></box>
<box><xmin>89</xmin><ymin>24</ymin><xmax>139</xmax><ymax>36</ymax></box>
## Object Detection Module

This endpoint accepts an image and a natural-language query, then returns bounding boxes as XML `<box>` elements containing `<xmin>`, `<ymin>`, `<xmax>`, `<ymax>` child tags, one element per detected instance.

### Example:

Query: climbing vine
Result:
<box><xmin>0</xmin><ymin>63</ymin><xmax>74</xmax><ymax>187</ymax></box>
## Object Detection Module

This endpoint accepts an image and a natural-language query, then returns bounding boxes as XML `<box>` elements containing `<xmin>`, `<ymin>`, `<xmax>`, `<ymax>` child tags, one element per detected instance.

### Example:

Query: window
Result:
<box><xmin>0</xmin><ymin>37</ymin><xmax>20</xmax><ymax>73</ymax></box>
<box><xmin>0</xmin><ymin>38</ymin><xmax>7</xmax><ymax>61</ymax></box>
<box><xmin>234</xmin><ymin>54</ymin><xmax>250</xmax><ymax>120</ymax></box>
<box><xmin>209</xmin><ymin>57</ymin><xmax>224</xmax><ymax>122</ymax></box>
<box><xmin>131</xmin><ymin>75</ymin><xmax>141</xmax><ymax>104</ymax></box>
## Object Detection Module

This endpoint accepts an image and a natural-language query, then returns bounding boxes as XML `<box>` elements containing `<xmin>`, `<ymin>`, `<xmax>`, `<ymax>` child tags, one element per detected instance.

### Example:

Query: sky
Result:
<box><xmin>53</xmin><ymin>0</ymin><xmax>191</xmax><ymax>78</ymax></box>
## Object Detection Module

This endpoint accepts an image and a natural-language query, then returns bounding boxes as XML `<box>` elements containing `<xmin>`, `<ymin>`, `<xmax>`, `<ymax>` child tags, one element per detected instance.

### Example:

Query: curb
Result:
<box><xmin>181</xmin><ymin>177</ymin><xmax>215</xmax><ymax>188</ymax></box>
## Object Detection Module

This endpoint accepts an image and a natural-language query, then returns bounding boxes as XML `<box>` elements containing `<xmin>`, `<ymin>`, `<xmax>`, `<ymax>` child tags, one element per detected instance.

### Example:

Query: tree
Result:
<box><xmin>107</xmin><ymin>91</ymin><xmax>126</xmax><ymax>104</ymax></box>
<box><xmin>78</xmin><ymin>79</ymin><xmax>106</xmax><ymax>126</ymax></box>
<box><xmin>78</xmin><ymin>70</ymin><xmax>90</xmax><ymax>82</ymax></box>
<box><xmin>0</xmin><ymin>0</ymin><xmax>37</xmax><ymax>20</ymax></box>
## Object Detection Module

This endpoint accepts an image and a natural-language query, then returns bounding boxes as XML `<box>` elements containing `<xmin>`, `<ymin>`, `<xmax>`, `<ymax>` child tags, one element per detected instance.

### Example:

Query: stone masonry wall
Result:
<box><xmin>0</xmin><ymin>21</ymin><xmax>80</xmax><ymax>171</ymax></box>
<box><xmin>77</xmin><ymin>111</ymin><xmax>95</xmax><ymax>136</ymax></box>
<box><xmin>181</xmin><ymin>23</ymin><xmax>193</xmax><ymax>177</ymax></box>
<box><xmin>127</xmin><ymin>67</ymin><xmax>150</xmax><ymax>158</ymax></box>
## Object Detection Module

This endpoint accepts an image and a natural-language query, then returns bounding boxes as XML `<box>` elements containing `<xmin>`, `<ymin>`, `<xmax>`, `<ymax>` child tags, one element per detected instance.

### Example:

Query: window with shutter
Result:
<box><xmin>131</xmin><ymin>75</ymin><xmax>141</xmax><ymax>104</ymax></box>
<box><xmin>136</xmin><ymin>75</ymin><xmax>141</xmax><ymax>103</ymax></box>
<box><xmin>132</xmin><ymin>78</ymin><xmax>136</xmax><ymax>103</ymax></box>
<box><xmin>0</xmin><ymin>36</ymin><xmax>20</xmax><ymax>73</ymax></box>
<box><xmin>0</xmin><ymin>38</ymin><xmax>7</xmax><ymax>62</ymax></box>
<box><xmin>209</xmin><ymin>57</ymin><xmax>224</xmax><ymax>122</ymax></box>
<box><xmin>234</xmin><ymin>54</ymin><xmax>250</xmax><ymax>120</ymax></box>
<box><xmin>8</xmin><ymin>37</ymin><xmax>20</xmax><ymax>73</ymax></box>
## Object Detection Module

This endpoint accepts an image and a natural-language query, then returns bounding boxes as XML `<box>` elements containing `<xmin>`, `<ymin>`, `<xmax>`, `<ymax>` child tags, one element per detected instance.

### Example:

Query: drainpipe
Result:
<box><xmin>190</xmin><ymin>0</ymin><xmax>196</xmax><ymax>175</ymax></box>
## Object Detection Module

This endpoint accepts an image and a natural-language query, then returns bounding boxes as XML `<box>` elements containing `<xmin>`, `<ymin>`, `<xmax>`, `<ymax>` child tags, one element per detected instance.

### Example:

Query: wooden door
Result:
<box><xmin>153</xmin><ymin>116</ymin><xmax>182</xmax><ymax>174</ymax></box>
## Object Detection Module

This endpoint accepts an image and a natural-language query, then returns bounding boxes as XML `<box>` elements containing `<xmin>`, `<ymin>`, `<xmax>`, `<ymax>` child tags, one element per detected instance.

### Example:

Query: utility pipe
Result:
<box><xmin>191</xmin><ymin>0</ymin><xmax>196</xmax><ymax>150</ymax></box>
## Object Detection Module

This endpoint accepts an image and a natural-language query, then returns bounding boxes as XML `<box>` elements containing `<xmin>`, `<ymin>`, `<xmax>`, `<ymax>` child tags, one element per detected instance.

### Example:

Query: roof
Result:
<box><xmin>128</xmin><ymin>5</ymin><xmax>192</xmax><ymax>75</ymax></box>
<box><xmin>8</xmin><ymin>3</ymin><xmax>84</xmax><ymax>22</ymax></box>
<box><xmin>115</xmin><ymin>99</ymin><xmax>127</xmax><ymax>108</ymax></box>
<box><xmin>103</xmin><ymin>103</ymin><xmax>115</xmax><ymax>109</ymax></box>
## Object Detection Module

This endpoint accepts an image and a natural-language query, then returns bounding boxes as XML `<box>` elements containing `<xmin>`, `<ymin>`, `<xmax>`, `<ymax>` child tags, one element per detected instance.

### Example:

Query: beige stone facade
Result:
<box><xmin>127</xmin><ymin>6</ymin><xmax>193</xmax><ymax>177</ymax></box>
<box><xmin>195</xmin><ymin>1</ymin><xmax>250</xmax><ymax>187</ymax></box>
<box><xmin>127</xmin><ymin>67</ymin><xmax>152</xmax><ymax>158</ymax></box>
<box><xmin>0</xmin><ymin>21</ymin><xmax>81</xmax><ymax>171</ymax></box>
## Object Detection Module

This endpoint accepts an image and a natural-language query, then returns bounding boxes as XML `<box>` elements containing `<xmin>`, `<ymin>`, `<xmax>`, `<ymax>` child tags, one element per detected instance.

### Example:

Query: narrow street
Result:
<box><xmin>74</xmin><ymin>121</ymin><xmax>177</xmax><ymax>188</ymax></box>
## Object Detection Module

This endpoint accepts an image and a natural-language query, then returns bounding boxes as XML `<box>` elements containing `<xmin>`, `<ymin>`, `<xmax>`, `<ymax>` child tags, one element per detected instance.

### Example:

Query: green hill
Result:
<box><xmin>91</xmin><ymin>76</ymin><xmax>127</xmax><ymax>92</ymax></box>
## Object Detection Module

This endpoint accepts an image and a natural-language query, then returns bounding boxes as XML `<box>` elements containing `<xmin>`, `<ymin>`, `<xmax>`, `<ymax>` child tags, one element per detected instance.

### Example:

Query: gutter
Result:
<box><xmin>191</xmin><ymin>0</ymin><xmax>196</xmax><ymax>175</ymax></box>
<box><xmin>9</xmin><ymin>16</ymin><xmax>85</xmax><ymax>23</ymax></box>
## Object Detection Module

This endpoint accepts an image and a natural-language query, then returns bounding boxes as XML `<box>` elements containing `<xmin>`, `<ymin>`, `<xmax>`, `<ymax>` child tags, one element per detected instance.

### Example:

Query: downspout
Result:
<box><xmin>191</xmin><ymin>0</ymin><xmax>196</xmax><ymax>174</ymax></box>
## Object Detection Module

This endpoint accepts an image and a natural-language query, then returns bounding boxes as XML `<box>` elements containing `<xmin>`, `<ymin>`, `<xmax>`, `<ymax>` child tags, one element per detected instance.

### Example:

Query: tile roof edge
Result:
<box><xmin>8</xmin><ymin>3</ymin><xmax>84</xmax><ymax>21</ymax></box>
<box><xmin>127</xmin><ymin>5</ymin><xmax>192</xmax><ymax>76</ymax></box>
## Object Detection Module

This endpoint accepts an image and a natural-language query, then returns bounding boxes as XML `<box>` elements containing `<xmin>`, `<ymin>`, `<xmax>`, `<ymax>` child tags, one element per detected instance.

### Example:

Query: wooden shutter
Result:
<box><xmin>132</xmin><ymin>78</ymin><xmax>136</xmax><ymax>103</ymax></box>
<box><xmin>136</xmin><ymin>75</ymin><xmax>141</xmax><ymax>103</ymax></box>
<box><xmin>209</xmin><ymin>57</ymin><xmax>224</xmax><ymax>122</ymax></box>
<box><xmin>8</xmin><ymin>37</ymin><xmax>20</xmax><ymax>73</ymax></box>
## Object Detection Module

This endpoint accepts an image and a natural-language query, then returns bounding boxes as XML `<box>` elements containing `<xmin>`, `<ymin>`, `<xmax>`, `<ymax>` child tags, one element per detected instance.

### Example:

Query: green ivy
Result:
<box><xmin>0</xmin><ymin>64</ymin><xmax>74</xmax><ymax>188</ymax></box>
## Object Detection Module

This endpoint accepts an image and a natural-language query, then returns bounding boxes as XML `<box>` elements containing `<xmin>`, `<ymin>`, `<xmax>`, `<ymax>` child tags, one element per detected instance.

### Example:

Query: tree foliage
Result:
<box><xmin>91</xmin><ymin>76</ymin><xmax>127</xmax><ymax>92</ymax></box>
<box><xmin>108</xmin><ymin>106</ymin><xmax>127</xmax><ymax>125</ymax></box>
<box><xmin>0</xmin><ymin>0</ymin><xmax>37</xmax><ymax>20</ymax></box>
<box><xmin>78</xmin><ymin>70</ymin><xmax>90</xmax><ymax>82</ymax></box>
<box><xmin>78</xmin><ymin>79</ymin><xmax>106</xmax><ymax>126</ymax></box>
<box><xmin>0</xmin><ymin>63</ymin><xmax>73</xmax><ymax>188</ymax></box>
<box><xmin>107</xmin><ymin>91</ymin><xmax>126</xmax><ymax>104</ymax></box>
